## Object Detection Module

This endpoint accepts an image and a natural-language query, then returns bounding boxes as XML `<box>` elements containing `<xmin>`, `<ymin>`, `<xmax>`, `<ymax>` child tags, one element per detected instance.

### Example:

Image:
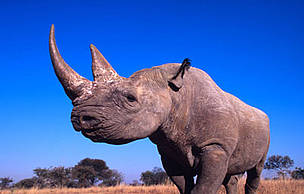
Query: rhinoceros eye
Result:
<box><xmin>126</xmin><ymin>94</ymin><xmax>137</xmax><ymax>102</ymax></box>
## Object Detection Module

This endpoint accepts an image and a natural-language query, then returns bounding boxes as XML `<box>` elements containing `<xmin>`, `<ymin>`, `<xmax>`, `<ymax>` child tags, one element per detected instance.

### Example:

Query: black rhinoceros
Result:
<box><xmin>49</xmin><ymin>25</ymin><xmax>270</xmax><ymax>194</ymax></box>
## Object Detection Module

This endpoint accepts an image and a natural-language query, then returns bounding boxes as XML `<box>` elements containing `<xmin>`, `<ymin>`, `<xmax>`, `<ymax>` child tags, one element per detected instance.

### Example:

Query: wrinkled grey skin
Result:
<box><xmin>49</xmin><ymin>25</ymin><xmax>270</xmax><ymax>194</ymax></box>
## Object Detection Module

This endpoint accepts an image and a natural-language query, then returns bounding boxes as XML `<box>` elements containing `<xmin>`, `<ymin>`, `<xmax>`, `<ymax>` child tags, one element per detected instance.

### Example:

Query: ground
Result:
<box><xmin>1</xmin><ymin>179</ymin><xmax>303</xmax><ymax>194</ymax></box>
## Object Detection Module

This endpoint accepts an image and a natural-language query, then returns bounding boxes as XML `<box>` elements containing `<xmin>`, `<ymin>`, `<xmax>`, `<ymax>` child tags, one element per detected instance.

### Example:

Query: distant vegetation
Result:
<box><xmin>264</xmin><ymin>154</ymin><xmax>304</xmax><ymax>179</ymax></box>
<box><xmin>0</xmin><ymin>158</ymin><xmax>124</xmax><ymax>189</ymax></box>
<box><xmin>0</xmin><ymin>158</ymin><xmax>169</xmax><ymax>189</ymax></box>
<box><xmin>0</xmin><ymin>154</ymin><xmax>303</xmax><ymax>190</ymax></box>
<box><xmin>140</xmin><ymin>167</ymin><xmax>169</xmax><ymax>185</ymax></box>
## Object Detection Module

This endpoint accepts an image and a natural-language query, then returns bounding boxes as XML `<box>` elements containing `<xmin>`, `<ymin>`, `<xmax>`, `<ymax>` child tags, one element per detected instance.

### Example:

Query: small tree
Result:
<box><xmin>151</xmin><ymin>167</ymin><xmax>168</xmax><ymax>184</ymax></box>
<box><xmin>48</xmin><ymin>167</ymin><xmax>73</xmax><ymax>188</ymax></box>
<box><xmin>0</xmin><ymin>177</ymin><xmax>13</xmax><ymax>189</ymax></box>
<box><xmin>140</xmin><ymin>170</ymin><xmax>154</xmax><ymax>185</ymax></box>
<box><xmin>77</xmin><ymin>158</ymin><xmax>112</xmax><ymax>181</ymax></box>
<box><xmin>264</xmin><ymin>155</ymin><xmax>294</xmax><ymax>179</ymax></box>
<box><xmin>140</xmin><ymin>167</ymin><xmax>168</xmax><ymax>185</ymax></box>
<box><xmin>14</xmin><ymin>178</ymin><xmax>36</xmax><ymax>189</ymax></box>
<box><xmin>101</xmin><ymin>170</ymin><xmax>124</xmax><ymax>186</ymax></box>
<box><xmin>71</xmin><ymin>158</ymin><xmax>115</xmax><ymax>187</ymax></box>
<box><xmin>33</xmin><ymin>167</ymin><xmax>74</xmax><ymax>188</ymax></box>
<box><xmin>33</xmin><ymin>168</ymin><xmax>50</xmax><ymax>188</ymax></box>
<box><xmin>291</xmin><ymin>167</ymin><xmax>304</xmax><ymax>180</ymax></box>
<box><xmin>71</xmin><ymin>165</ymin><xmax>96</xmax><ymax>188</ymax></box>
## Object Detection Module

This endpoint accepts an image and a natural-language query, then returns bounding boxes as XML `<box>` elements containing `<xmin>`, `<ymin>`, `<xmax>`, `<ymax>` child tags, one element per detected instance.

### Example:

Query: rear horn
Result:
<box><xmin>90</xmin><ymin>44</ymin><xmax>122</xmax><ymax>83</ymax></box>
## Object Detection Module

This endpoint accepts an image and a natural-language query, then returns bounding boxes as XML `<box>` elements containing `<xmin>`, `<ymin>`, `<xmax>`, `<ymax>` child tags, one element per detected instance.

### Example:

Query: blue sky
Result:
<box><xmin>0</xmin><ymin>0</ymin><xmax>303</xmax><ymax>183</ymax></box>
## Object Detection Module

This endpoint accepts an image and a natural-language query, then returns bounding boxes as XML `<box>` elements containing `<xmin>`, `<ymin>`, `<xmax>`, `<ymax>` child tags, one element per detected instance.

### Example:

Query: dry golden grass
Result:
<box><xmin>0</xmin><ymin>185</ymin><xmax>178</xmax><ymax>194</ymax></box>
<box><xmin>1</xmin><ymin>179</ymin><xmax>303</xmax><ymax>194</ymax></box>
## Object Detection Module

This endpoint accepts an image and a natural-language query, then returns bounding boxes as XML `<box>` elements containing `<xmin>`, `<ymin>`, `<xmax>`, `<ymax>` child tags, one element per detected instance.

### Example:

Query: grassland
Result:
<box><xmin>1</xmin><ymin>179</ymin><xmax>303</xmax><ymax>194</ymax></box>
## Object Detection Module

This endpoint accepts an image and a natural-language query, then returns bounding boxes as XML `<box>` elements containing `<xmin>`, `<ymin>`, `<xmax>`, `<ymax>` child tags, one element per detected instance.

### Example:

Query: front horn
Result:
<box><xmin>49</xmin><ymin>24</ymin><xmax>91</xmax><ymax>101</ymax></box>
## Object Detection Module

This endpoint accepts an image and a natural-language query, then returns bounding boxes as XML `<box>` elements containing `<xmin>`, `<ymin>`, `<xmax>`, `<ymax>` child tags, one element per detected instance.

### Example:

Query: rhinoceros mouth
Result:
<box><xmin>80</xmin><ymin>127</ymin><xmax>99</xmax><ymax>133</ymax></box>
<box><xmin>71</xmin><ymin>118</ymin><xmax>99</xmax><ymax>134</ymax></box>
<box><xmin>71</xmin><ymin>111</ymin><xmax>102</xmax><ymax>132</ymax></box>
<box><xmin>81</xmin><ymin>131</ymin><xmax>134</xmax><ymax>145</ymax></box>
<box><xmin>80</xmin><ymin>129</ymin><xmax>98</xmax><ymax>136</ymax></box>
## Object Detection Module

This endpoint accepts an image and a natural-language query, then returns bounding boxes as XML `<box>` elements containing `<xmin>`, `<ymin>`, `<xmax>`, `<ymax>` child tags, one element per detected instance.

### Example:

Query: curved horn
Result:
<box><xmin>49</xmin><ymin>24</ymin><xmax>91</xmax><ymax>100</ymax></box>
<box><xmin>90</xmin><ymin>44</ymin><xmax>122</xmax><ymax>83</ymax></box>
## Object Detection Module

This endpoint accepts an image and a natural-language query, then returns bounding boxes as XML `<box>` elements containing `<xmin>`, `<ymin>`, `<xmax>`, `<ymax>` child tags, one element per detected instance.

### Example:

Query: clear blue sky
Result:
<box><xmin>0</xmin><ymin>0</ymin><xmax>303</xmax><ymax>183</ymax></box>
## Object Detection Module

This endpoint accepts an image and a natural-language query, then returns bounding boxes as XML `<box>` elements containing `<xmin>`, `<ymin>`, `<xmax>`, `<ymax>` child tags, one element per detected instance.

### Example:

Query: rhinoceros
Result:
<box><xmin>49</xmin><ymin>25</ymin><xmax>270</xmax><ymax>194</ymax></box>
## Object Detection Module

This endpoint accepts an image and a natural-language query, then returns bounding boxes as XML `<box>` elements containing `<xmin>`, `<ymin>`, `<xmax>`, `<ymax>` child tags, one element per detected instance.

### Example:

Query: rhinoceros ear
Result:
<box><xmin>168</xmin><ymin>58</ymin><xmax>191</xmax><ymax>92</ymax></box>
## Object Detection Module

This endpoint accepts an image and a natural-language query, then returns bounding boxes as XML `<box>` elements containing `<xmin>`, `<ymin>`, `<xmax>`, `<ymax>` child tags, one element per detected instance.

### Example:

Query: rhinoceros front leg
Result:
<box><xmin>160</xmin><ymin>155</ymin><xmax>194</xmax><ymax>194</ymax></box>
<box><xmin>223</xmin><ymin>174</ymin><xmax>242</xmax><ymax>194</ymax></box>
<box><xmin>169</xmin><ymin>174</ymin><xmax>195</xmax><ymax>194</ymax></box>
<box><xmin>191</xmin><ymin>144</ymin><xmax>229</xmax><ymax>194</ymax></box>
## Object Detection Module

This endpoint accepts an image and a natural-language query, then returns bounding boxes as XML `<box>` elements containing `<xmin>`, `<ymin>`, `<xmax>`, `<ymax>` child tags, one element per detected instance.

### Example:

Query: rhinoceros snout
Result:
<box><xmin>71</xmin><ymin>113</ymin><xmax>100</xmax><ymax>132</ymax></box>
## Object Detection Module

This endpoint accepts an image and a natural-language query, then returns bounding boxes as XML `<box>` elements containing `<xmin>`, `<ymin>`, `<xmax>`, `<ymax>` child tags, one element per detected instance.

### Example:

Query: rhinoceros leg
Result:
<box><xmin>160</xmin><ymin>156</ymin><xmax>194</xmax><ymax>194</ymax></box>
<box><xmin>223</xmin><ymin>174</ymin><xmax>241</xmax><ymax>194</ymax></box>
<box><xmin>191</xmin><ymin>145</ymin><xmax>229</xmax><ymax>194</ymax></box>
<box><xmin>169</xmin><ymin>175</ymin><xmax>194</xmax><ymax>194</ymax></box>
<box><xmin>245</xmin><ymin>153</ymin><xmax>267</xmax><ymax>194</ymax></box>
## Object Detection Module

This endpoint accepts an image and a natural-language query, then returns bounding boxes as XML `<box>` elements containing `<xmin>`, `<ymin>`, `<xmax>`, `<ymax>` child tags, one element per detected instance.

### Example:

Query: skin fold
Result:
<box><xmin>49</xmin><ymin>25</ymin><xmax>270</xmax><ymax>194</ymax></box>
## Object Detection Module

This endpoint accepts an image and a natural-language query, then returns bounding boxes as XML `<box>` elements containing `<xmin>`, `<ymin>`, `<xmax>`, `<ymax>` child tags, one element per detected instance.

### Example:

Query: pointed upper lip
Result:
<box><xmin>72</xmin><ymin>120</ymin><xmax>99</xmax><ymax>133</ymax></box>
<box><xmin>81</xmin><ymin>128</ymin><xmax>99</xmax><ymax>134</ymax></box>
<box><xmin>71</xmin><ymin>110</ymin><xmax>101</xmax><ymax>132</ymax></box>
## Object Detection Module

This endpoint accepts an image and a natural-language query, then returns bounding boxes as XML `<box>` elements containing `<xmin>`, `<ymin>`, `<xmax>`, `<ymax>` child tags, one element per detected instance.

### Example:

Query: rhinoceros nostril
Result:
<box><xmin>82</xmin><ymin>115</ymin><xmax>95</xmax><ymax>122</ymax></box>
<box><xmin>79</xmin><ymin>115</ymin><xmax>99</xmax><ymax>129</ymax></box>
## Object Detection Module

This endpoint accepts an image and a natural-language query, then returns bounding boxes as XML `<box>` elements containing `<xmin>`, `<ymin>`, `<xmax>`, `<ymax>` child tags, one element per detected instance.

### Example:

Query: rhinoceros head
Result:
<box><xmin>49</xmin><ymin>25</ymin><xmax>183</xmax><ymax>145</ymax></box>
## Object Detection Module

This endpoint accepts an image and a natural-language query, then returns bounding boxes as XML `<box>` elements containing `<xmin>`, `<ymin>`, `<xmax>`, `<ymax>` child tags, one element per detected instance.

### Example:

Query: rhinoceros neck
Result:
<box><xmin>149</xmin><ymin>73</ymin><xmax>194</xmax><ymax>166</ymax></box>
